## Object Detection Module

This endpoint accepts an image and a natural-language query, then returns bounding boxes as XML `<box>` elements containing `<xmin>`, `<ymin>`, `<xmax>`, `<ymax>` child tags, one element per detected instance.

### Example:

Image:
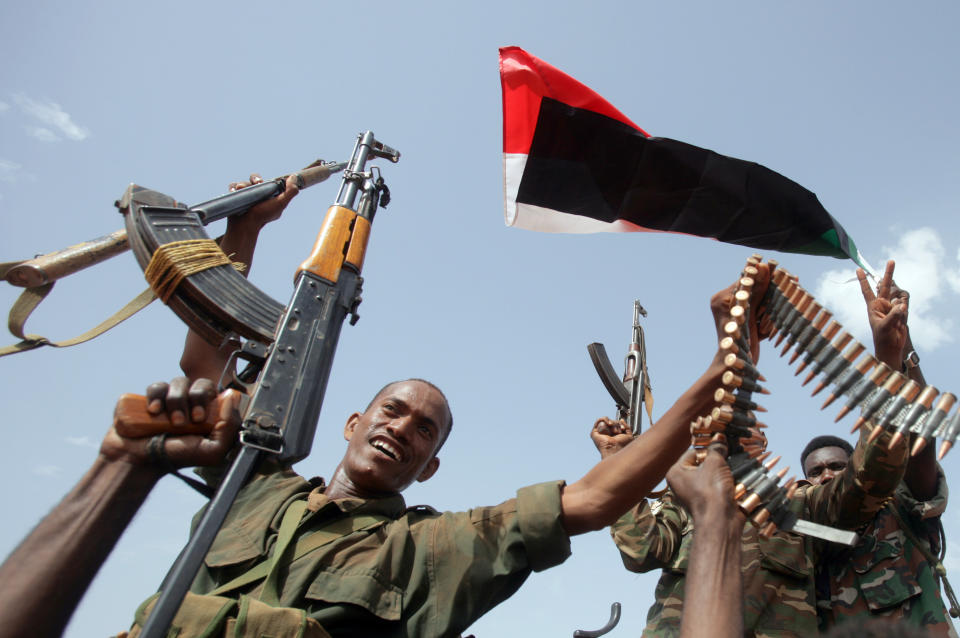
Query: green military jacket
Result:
<box><xmin>611</xmin><ymin>422</ymin><xmax>908</xmax><ymax>638</ymax></box>
<box><xmin>819</xmin><ymin>465</ymin><xmax>957</xmax><ymax>637</ymax></box>
<box><xmin>132</xmin><ymin>466</ymin><xmax>571</xmax><ymax>638</ymax></box>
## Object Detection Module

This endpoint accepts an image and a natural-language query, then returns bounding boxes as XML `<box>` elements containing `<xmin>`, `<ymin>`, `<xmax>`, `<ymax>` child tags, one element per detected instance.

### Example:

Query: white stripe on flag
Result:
<box><xmin>503</xmin><ymin>153</ymin><xmax>643</xmax><ymax>233</ymax></box>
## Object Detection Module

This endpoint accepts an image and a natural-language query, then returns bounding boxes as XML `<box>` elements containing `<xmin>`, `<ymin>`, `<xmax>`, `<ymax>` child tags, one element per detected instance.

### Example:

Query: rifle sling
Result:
<box><xmin>0</xmin><ymin>263</ymin><xmax>156</xmax><ymax>357</ymax></box>
<box><xmin>886</xmin><ymin>502</ymin><xmax>960</xmax><ymax>618</ymax></box>
<box><xmin>206</xmin><ymin>504</ymin><xmax>389</xmax><ymax>600</ymax></box>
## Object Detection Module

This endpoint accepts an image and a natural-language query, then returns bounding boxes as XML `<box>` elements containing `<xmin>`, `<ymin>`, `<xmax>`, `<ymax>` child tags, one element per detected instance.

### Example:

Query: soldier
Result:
<box><xmin>598</xmin><ymin>261</ymin><xmax>916</xmax><ymax>637</ymax></box>
<box><xmin>805</xmin><ymin>267</ymin><xmax>956</xmax><ymax>637</ymax></box>
<box><xmin>0</xmin><ymin>175</ymin><xmax>744</xmax><ymax>637</ymax></box>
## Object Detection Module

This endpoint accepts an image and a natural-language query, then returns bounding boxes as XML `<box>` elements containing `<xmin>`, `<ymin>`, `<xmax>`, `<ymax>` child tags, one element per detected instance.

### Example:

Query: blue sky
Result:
<box><xmin>2</xmin><ymin>2</ymin><xmax>959</xmax><ymax>635</ymax></box>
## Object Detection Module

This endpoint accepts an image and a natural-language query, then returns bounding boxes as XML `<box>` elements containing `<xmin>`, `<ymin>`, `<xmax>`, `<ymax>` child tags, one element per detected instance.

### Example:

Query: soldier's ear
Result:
<box><xmin>416</xmin><ymin>457</ymin><xmax>440</xmax><ymax>483</ymax></box>
<box><xmin>344</xmin><ymin>413</ymin><xmax>362</xmax><ymax>441</ymax></box>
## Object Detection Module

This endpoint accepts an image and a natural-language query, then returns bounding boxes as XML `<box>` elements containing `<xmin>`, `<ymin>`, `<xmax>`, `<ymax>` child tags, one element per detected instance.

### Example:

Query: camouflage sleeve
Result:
<box><xmin>610</xmin><ymin>490</ymin><xmax>691</xmax><ymax>573</ymax></box>
<box><xmin>805</xmin><ymin>421</ymin><xmax>908</xmax><ymax>530</ymax></box>
<box><xmin>896</xmin><ymin>464</ymin><xmax>948</xmax><ymax>520</ymax></box>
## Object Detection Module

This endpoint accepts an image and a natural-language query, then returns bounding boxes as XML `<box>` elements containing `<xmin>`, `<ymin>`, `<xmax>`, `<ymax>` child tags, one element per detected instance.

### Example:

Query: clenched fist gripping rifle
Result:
<box><xmin>114</xmin><ymin>131</ymin><xmax>399</xmax><ymax>638</ymax></box>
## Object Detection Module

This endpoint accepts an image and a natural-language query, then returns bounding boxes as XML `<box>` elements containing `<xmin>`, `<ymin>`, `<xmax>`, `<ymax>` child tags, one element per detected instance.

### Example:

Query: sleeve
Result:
<box><xmin>422</xmin><ymin>481</ymin><xmax>572</xmax><ymax>636</ymax></box>
<box><xmin>897</xmin><ymin>464</ymin><xmax>948</xmax><ymax>520</ymax></box>
<box><xmin>805</xmin><ymin>420</ymin><xmax>908</xmax><ymax>530</ymax></box>
<box><xmin>610</xmin><ymin>490</ymin><xmax>690</xmax><ymax>573</ymax></box>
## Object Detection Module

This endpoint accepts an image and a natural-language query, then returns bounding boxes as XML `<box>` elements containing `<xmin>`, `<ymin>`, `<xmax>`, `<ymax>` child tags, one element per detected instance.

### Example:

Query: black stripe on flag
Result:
<box><xmin>516</xmin><ymin>97</ymin><xmax>840</xmax><ymax>252</ymax></box>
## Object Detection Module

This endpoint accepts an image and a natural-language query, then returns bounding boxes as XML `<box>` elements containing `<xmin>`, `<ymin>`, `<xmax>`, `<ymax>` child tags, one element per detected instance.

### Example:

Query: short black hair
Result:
<box><xmin>801</xmin><ymin>435</ymin><xmax>854</xmax><ymax>472</ymax></box>
<box><xmin>366</xmin><ymin>379</ymin><xmax>454</xmax><ymax>449</ymax></box>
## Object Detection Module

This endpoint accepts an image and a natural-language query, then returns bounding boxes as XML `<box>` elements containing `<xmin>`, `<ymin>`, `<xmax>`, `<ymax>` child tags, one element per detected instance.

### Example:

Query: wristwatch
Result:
<box><xmin>903</xmin><ymin>350</ymin><xmax>920</xmax><ymax>371</ymax></box>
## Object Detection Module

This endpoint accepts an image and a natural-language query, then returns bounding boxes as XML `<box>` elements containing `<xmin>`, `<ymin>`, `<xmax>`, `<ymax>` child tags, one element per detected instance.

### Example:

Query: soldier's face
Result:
<box><xmin>341</xmin><ymin>380</ymin><xmax>449</xmax><ymax>497</ymax></box>
<box><xmin>803</xmin><ymin>446</ymin><xmax>849</xmax><ymax>486</ymax></box>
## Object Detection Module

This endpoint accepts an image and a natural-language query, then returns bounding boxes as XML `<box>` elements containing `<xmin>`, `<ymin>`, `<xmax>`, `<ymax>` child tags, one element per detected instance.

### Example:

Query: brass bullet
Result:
<box><xmin>912</xmin><ymin>392</ymin><xmax>957</xmax><ymax>456</ymax></box>
<box><xmin>774</xmin><ymin>293</ymin><xmax>812</xmax><ymax>347</ymax></box>
<box><xmin>723</xmin><ymin>352</ymin><xmax>765</xmax><ymax>381</ymax></box>
<box><xmin>775</xmin><ymin>294</ymin><xmax>813</xmax><ymax>348</ymax></box>
<box><xmin>793</xmin><ymin>320</ymin><xmax>841</xmax><ymax>368</ymax></box>
<box><xmin>811</xmin><ymin>342</ymin><xmax>865</xmax><ymax>395</ymax></box>
<box><xmin>833</xmin><ymin>362</ymin><xmax>892</xmax><ymax>421</ymax></box>
<box><xmin>821</xmin><ymin>355</ymin><xmax>878</xmax><ymax>408</ymax></box>
<box><xmin>723</xmin><ymin>371</ymin><xmax>769</xmax><ymax>394</ymax></box>
<box><xmin>875</xmin><ymin>379</ymin><xmax>922</xmax><ymax>430</ymax></box>
<box><xmin>888</xmin><ymin>385</ymin><xmax>939</xmax><ymax>450</ymax></box>
<box><xmin>783</xmin><ymin>306</ymin><xmax>829</xmax><ymax>359</ymax></box>
<box><xmin>850</xmin><ymin>371</ymin><xmax>907</xmax><ymax>433</ymax></box>
<box><xmin>802</xmin><ymin>331</ymin><xmax>853</xmax><ymax>385</ymax></box>
<box><xmin>714</xmin><ymin>387</ymin><xmax>765</xmax><ymax>412</ymax></box>
<box><xmin>937</xmin><ymin>408</ymin><xmax>960</xmax><ymax>460</ymax></box>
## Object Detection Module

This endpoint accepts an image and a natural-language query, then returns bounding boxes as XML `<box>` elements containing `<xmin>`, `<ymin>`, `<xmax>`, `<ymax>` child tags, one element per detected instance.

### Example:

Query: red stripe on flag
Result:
<box><xmin>499</xmin><ymin>46</ymin><xmax>648</xmax><ymax>154</ymax></box>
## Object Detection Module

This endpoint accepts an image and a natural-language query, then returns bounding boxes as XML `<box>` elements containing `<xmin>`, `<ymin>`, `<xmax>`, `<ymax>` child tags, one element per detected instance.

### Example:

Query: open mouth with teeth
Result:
<box><xmin>371</xmin><ymin>438</ymin><xmax>405</xmax><ymax>463</ymax></box>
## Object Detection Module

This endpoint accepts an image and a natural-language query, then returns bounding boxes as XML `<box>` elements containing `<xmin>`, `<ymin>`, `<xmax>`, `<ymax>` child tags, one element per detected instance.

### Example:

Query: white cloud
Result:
<box><xmin>0</xmin><ymin>158</ymin><xmax>23</xmax><ymax>183</ymax></box>
<box><xmin>25</xmin><ymin>125</ymin><xmax>60</xmax><ymax>142</ymax></box>
<box><xmin>0</xmin><ymin>101</ymin><xmax>9</xmax><ymax>113</ymax></box>
<box><xmin>13</xmin><ymin>93</ymin><xmax>89</xmax><ymax>142</ymax></box>
<box><xmin>33</xmin><ymin>464</ymin><xmax>62</xmax><ymax>477</ymax></box>
<box><xmin>65</xmin><ymin>435</ymin><xmax>99</xmax><ymax>449</ymax></box>
<box><xmin>814</xmin><ymin>228</ymin><xmax>959</xmax><ymax>351</ymax></box>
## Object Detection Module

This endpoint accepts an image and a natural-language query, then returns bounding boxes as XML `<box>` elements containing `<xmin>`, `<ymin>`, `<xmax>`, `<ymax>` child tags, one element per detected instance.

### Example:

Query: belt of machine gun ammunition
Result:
<box><xmin>691</xmin><ymin>255</ymin><xmax>958</xmax><ymax>544</ymax></box>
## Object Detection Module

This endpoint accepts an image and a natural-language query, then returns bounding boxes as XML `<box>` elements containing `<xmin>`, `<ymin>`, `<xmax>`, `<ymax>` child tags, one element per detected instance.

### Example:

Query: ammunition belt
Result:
<box><xmin>692</xmin><ymin>255</ymin><xmax>958</xmax><ymax>542</ymax></box>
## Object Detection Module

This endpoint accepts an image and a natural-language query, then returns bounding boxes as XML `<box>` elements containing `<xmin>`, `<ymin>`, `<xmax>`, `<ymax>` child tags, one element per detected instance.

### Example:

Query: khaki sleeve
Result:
<box><xmin>610</xmin><ymin>491</ymin><xmax>690</xmax><ymax>573</ymax></box>
<box><xmin>516</xmin><ymin>481</ymin><xmax>572</xmax><ymax>572</ymax></box>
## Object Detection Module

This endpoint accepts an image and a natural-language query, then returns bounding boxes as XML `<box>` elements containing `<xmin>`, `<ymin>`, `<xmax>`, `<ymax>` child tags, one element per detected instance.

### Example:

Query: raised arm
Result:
<box><xmin>0</xmin><ymin>380</ymin><xmax>241</xmax><ymax>638</ymax></box>
<box><xmin>856</xmin><ymin>260</ymin><xmax>938</xmax><ymax>500</ymax></box>
<box><xmin>561</xmin><ymin>262</ymin><xmax>771</xmax><ymax>535</ymax></box>
<box><xmin>667</xmin><ymin>442</ymin><xmax>746</xmax><ymax>638</ymax></box>
<box><xmin>180</xmin><ymin>174</ymin><xmax>299</xmax><ymax>382</ymax></box>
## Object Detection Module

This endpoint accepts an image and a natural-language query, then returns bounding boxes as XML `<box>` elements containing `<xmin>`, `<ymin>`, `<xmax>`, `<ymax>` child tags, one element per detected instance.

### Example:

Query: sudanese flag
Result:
<box><xmin>500</xmin><ymin>46</ymin><xmax>870</xmax><ymax>269</ymax></box>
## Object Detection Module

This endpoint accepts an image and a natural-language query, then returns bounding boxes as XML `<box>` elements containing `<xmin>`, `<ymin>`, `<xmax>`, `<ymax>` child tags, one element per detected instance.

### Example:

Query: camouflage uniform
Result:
<box><xmin>818</xmin><ymin>465</ymin><xmax>957</xmax><ymax>637</ymax></box>
<box><xmin>611</xmin><ymin>422</ymin><xmax>908</xmax><ymax>638</ymax></box>
<box><xmin>130</xmin><ymin>465</ymin><xmax>571</xmax><ymax>637</ymax></box>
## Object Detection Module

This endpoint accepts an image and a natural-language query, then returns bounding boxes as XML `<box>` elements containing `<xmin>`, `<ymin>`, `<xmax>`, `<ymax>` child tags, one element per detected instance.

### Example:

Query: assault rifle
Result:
<box><xmin>112</xmin><ymin>131</ymin><xmax>400</xmax><ymax>638</ymax></box>
<box><xmin>588</xmin><ymin>300</ymin><xmax>651</xmax><ymax>434</ymax></box>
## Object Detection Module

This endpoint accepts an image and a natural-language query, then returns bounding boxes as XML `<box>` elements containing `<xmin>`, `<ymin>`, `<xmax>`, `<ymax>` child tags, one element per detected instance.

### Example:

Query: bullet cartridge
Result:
<box><xmin>715</xmin><ymin>388</ymin><xmax>765</xmax><ymax>412</ymax></box>
<box><xmin>937</xmin><ymin>408</ymin><xmax>960</xmax><ymax>459</ymax></box>
<box><xmin>832</xmin><ymin>362</ymin><xmax>891</xmax><ymax>420</ymax></box>
<box><xmin>738</xmin><ymin>468</ymin><xmax>788</xmax><ymax>513</ymax></box>
<box><xmin>723</xmin><ymin>352</ymin><xmax>764</xmax><ymax>380</ymax></box>
<box><xmin>786</xmin><ymin>307</ymin><xmax>830</xmax><ymax>360</ymax></box>
<box><xmin>793</xmin><ymin>320</ymin><xmax>841</xmax><ymax>368</ymax></box>
<box><xmin>851</xmin><ymin>371</ymin><xmax>907</xmax><ymax>432</ymax></box>
<box><xmin>912</xmin><ymin>393</ymin><xmax>956</xmax><ymax>456</ymax></box>
<box><xmin>821</xmin><ymin>355</ymin><xmax>878</xmax><ymax>408</ymax></box>
<box><xmin>723</xmin><ymin>371</ymin><xmax>769</xmax><ymax>394</ymax></box>
<box><xmin>777</xmin><ymin>297</ymin><xmax>821</xmax><ymax>356</ymax></box>
<box><xmin>811</xmin><ymin>342</ymin><xmax>866</xmax><ymax>395</ymax></box>
<box><xmin>888</xmin><ymin>385</ymin><xmax>939</xmax><ymax>450</ymax></box>
<box><xmin>803</xmin><ymin>332</ymin><xmax>854</xmax><ymax>385</ymax></box>
<box><xmin>775</xmin><ymin>293</ymin><xmax>812</xmax><ymax>347</ymax></box>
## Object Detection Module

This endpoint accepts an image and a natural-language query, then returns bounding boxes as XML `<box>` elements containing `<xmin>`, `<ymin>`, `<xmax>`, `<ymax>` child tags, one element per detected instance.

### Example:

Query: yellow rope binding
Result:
<box><xmin>144</xmin><ymin>239</ymin><xmax>245</xmax><ymax>303</ymax></box>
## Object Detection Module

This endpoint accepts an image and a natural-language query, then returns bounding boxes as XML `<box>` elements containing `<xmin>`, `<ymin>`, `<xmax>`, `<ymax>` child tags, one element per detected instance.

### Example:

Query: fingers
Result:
<box><xmin>857</xmin><ymin>268</ymin><xmax>876</xmax><ymax>305</ymax></box>
<box><xmin>877</xmin><ymin>260</ymin><xmax>895</xmax><ymax>300</ymax></box>
<box><xmin>228</xmin><ymin>173</ymin><xmax>263</xmax><ymax>192</ymax></box>
<box><xmin>145</xmin><ymin>381</ymin><xmax>169</xmax><ymax>415</ymax></box>
<box><xmin>165</xmin><ymin>377</ymin><xmax>191</xmax><ymax>426</ymax></box>
<box><xmin>187</xmin><ymin>378</ymin><xmax>218</xmax><ymax>422</ymax></box>
<box><xmin>143</xmin><ymin>377</ymin><xmax>219</xmax><ymax>426</ymax></box>
<box><xmin>273</xmin><ymin>173</ymin><xmax>300</xmax><ymax>207</ymax></box>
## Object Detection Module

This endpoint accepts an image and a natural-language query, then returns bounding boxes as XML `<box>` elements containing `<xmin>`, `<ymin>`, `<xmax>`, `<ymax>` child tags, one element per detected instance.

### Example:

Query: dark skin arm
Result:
<box><xmin>562</xmin><ymin>263</ymin><xmax>770</xmax><ymax>535</ymax></box>
<box><xmin>0</xmin><ymin>380</ymin><xmax>241</xmax><ymax>638</ymax></box>
<box><xmin>857</xmin><ymin>260</ymin><xmax>937</xmax><ymax>500</ymax></box>
<box><xmin>668</xmin><ymin>442</ymin><xmax>745</xmax><ymax>638</ymax></box>
<box><xmin>180</xmin><ymin>174</ymin><xmax>300</xmax><ymax>383</ymax></box>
